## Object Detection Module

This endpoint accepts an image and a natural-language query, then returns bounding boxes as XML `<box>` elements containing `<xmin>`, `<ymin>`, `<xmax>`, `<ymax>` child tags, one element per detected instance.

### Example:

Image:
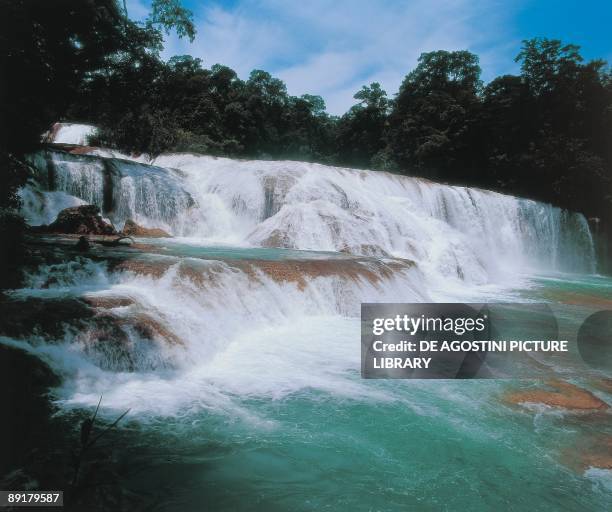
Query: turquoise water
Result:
<box><xmin>31</xmin><ymin>235</ymin><xmax>346</xmax><ymax>261</ymax></box>
<box><xmin>97</xmin><ymin>377</ymin><xmax>612</xmax><ymax>511</ymax></box>
<box><xmin>143</xmin><ymin>238</ymin><xmax>352</xmax><ymax>261</ymax></box>
<box><xmin>6</xmin><ymin>241</ymin><xmax>612</xmax><ymax>511</ymax></box>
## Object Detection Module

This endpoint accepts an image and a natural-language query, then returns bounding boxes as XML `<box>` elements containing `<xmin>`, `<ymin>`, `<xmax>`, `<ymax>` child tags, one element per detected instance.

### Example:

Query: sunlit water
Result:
<box><xmin>5</xmin><ymin>147</ymin><xmax>610</xmax><ymax>510</ymax></box>
<box><xmin>5</xmin><ymin>241</ymin><xmax>610</xmax><ymax>512</ymax></box>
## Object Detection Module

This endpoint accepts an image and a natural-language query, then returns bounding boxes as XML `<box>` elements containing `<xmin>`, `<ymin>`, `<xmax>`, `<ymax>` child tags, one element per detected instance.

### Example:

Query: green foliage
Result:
<box><xmin>0</xmin><ymin>0</ymin><xmax>197</xmax><ymax>288</ymax></box>
<box><xmin>516</xmin><ymin>38</ymin><xmax>582</xmax><ymax>95</ymax></box>
<box><xmin>0</xmin><ymin>0</ymin><xmax>124</xmax><ymax>156</ymax></box>
<box><xmin>335</xmin><ymin>83</ymin><xmax>389</xmax><ymax>168</ymax></box>
<box><xmin>476</xmin><ymin>40</ymin><xmax>612</xmax><ymax>220</ymax></box>
<box><xmin>387</xmin><ymin>50</ymin><xmax>482</xmax><ymax>176</ymax></box>
<box><xmin>146</xmin><ymin>0</ymin><xmax>196</xmax><ymax>42</ymax></box>
<box><xmin>68</xmin><ymin>38</ymin><xmax>611</xmax><ymax>226</ymax></box>
<box><xmin>1</xmin><ymin>0</ymin><xmax>610</xmax><ymax>256</ymax></box>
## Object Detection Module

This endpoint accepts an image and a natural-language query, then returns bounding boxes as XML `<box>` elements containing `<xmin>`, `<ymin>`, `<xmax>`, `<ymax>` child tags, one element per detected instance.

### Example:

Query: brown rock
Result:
<box><xmin>82</xmin><ymin>295</ymin><xmax>135</xmax><ymax>309</ymax></box>
<box><xmin>112</xmin><ymin>258</ymin><xmax>175</xmax><ymax>277</ymax></box>
<box><xmin>41</xmin><ymin>205</ymin><xmax>116</xmax><ymax>235</ymax></box>
<box><xmin>176</xmin><ymin>257</ymin><xmax>415</xmax><ymax>291</ymax></box>
<box><xmin>0</xmin><ymin>296</ymin><xmax>95</xmax><ymax>339</ymax></box>
<box><xmin>505</xmin><ymin>379</ymin><xmax>609</xmax><ymax>411</ymax></box>
<box><xmin>89</xmin><ymin>311</ymin><xmax>182</xmax><ymax>346</ymax></box>
<box><xmin>122</xmin><ymin>219</ymin><xmax>171</xmax><ymax>238</ymax></box>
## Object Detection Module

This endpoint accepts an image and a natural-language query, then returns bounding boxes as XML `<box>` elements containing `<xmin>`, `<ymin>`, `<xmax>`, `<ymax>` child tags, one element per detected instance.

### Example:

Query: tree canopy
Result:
<box><xmin>1</xmin><ymin>1</ymin><xmax>611</xmax><ymax>244</ymax></box>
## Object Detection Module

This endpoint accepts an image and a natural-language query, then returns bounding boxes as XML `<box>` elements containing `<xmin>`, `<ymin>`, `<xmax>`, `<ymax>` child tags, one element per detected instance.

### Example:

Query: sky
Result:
<box><xmin>128</xmin><ymin>0</ymin><xmax>612</xmax><ymax>115</ymax></box>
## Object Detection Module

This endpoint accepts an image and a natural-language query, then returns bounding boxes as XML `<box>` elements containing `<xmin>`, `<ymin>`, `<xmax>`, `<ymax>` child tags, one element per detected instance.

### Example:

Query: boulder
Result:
<box><xmin>0</xmin><ymin>296</ymin><xmax>95</xmax><ymax>339</ymax></box>
<box><xmin>122</xmin><ymin>219</ymin><xmax>171</xmax><ymax>238</ymax></box>
<box><xmin>42</xmin><ymin>205</ymin><xmax>116</xmax><ymax>235</ymax></box>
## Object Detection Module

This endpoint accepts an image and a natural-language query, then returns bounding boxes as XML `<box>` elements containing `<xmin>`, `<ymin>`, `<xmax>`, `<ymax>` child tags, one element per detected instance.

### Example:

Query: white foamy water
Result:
<box><xmin>12</xmin><ymin>145</ymin><xmax>600</xmax><ymax>416</ymax></box>
<box><xmin>7</xmin><ymin>253</ymin><xmax>427</xmax><ymax>416</ymax></box>
<box><xmin>22</xmin><ymin>150</ymin><xmax>596</xmax><ymax>285</ymax></box>
<box><xmin>7</xmin><ymin>142</ymin><xmax>610</xmax><ymax>509</ymax></box>
<box><xmin>43</xmin><ymin>122</ymin><xmax>98</xmax><ymax>146</ymax></box>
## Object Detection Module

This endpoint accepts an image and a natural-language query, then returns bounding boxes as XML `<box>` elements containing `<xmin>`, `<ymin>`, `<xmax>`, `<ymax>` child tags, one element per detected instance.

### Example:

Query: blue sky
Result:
<box><xmin>128</xmin><ymin>0</ymin><xmax>612</xmax><ymax>114</ymax></box>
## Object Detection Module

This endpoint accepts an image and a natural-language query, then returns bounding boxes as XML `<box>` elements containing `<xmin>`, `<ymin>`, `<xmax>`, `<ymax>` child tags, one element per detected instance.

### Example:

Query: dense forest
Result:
<box><xmin>68</xmin><ymin>40</ymin><xmax>612</xmax><ymax>225</ymax></box>
<box><xmin>1</xmin><ymin>0</ymin><xmax>611</xmax><ymax>282</ymax></box>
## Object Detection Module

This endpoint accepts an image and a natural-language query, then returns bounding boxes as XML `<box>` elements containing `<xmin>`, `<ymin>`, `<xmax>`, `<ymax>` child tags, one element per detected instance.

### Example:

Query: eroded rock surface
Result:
<box><xmin>122</xmin><ymin>219</ymin><xmax>171</xmax><ymax>238</ymax></box>
<box><xmin>505</xmin><ymin>379</ymin><xmax>609</xmax><ymax>411</ymax></box>
<box><xmin>35</xmin><ymin>205</ymin><xmax>116</xmax><ymax>235</ymax></box>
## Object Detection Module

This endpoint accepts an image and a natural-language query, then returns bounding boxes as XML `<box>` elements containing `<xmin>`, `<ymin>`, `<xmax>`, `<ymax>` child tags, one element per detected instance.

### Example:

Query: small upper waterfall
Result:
<box><xmin>20</xmin><ymin>147</ymin><xmax>597</xmax><ymax>284</ymax></box>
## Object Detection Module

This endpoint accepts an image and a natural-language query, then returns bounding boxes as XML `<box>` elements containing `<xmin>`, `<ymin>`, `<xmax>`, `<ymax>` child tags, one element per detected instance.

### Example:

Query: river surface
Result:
<box><xmin>3</xmin><ymin>238</ymin><xmax>610</xmax><ymax>512</ymax></box>
<box><xmin>3</xmin><ymin>142</ymin><xmax>610</xmax><ymax>510</ymax></box>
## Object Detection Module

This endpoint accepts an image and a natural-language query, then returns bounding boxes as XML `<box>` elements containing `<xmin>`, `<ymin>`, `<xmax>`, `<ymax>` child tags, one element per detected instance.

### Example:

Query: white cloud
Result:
<box><xmin>158</xmin><ymin>0</ymin><xmax>522</xmax><ymax>114</ymax></box>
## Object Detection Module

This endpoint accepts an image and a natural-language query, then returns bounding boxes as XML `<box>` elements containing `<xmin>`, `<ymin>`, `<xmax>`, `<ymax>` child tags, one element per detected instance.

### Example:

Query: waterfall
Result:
<box><xmin>7</xmin><ymin>128</ymin><xmax>610</xmax><ymax>509</ymax></box>
<box><xmin>22</xmin><ymin>149</ymin><xmax>194</xmax><ymax>233</ymax></box>
<box><xmin>21</xmin><ymin>148</ymin><xmax>597</xmax><ymax>283</ymax></box>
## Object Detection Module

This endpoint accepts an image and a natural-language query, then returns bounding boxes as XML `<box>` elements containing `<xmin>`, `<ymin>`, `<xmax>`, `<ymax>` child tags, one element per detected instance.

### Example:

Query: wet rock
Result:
<box><xmin>76</xmin><ymin>235</ymin><xmax>90</xmax><ymax>252</ymax></box>
<box><xmin>175</xmin><ymin>257</ymin><xmax>416</xmax><ymax>292</ymax></box>
<box><xmin>122</xmin><ymin>219</ymin><xmax>171</xmax><ymax>238</ymax></box>
<box><xmin>75</xmin><ymin>310</ymin><xmax>182</xmax><ymax>371</ymax></box>
<box><xmin>82</xmin><ymin>295</ymin><xmax>135</xmax><ymax>309</ymax></box>
<box><xmin>339</xmin><ymin>244</ymin><xmax>391</xmax><ymax>258</ymax></box>
<box><xmin>112</xmin><ymin>258</ymin><xmax>175</xmax><ymax>277</ymax></box>
<box><xmin>0</xmin><ymin>296</ymin><xmax>95</xmax><ymax>339</ymax></box>
<box><xmin>38</xmin><ymin>205</ymin><xmax>117</xmax><ymax>235</ymax></box>
<box><xmin>84</xmin><ymin>311</ymin><xmax>181</xmax><ymax>346</ymax></box>
<box><xmin>560</xmin><ymin>435</ymin><xmax>612</xmax><ymax>472</ymax></box>
<box><xmin>505</xmin><ymin>379</ymin><xmax>609</xmax><ymax>411</ymax></box>
<box><xmin>592</xmin><ymin>377</ymin><xmax>612</xmax><ymax>394</ymax></box>
<box><xmin>125</xmin><ymin>312</ymin><xmax>182</xmax><ymax>346</ymax></box>
<box><xmin>94</xmin><ymin>235</ymin><xmax>134</xmax><ymax>247</ymax></box>
<box><xmin>258</xmin><ymin>229</ymin><xmax>294</xmax><ymax>249</ymax></box>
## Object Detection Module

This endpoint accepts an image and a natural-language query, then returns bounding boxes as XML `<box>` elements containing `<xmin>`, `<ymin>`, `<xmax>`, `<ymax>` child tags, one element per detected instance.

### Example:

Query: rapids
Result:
<box><xmin>4</xmin><ymin>133</ymin><xmax>610</xmax><ymax>511</ymax></box>
<box><xmin>21</xmin><ymin>147</ymin><xmax>596</xmax><ymax>287</ymax></box>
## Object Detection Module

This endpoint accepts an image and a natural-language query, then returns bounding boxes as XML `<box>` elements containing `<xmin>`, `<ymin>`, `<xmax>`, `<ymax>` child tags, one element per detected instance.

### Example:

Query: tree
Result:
<box><xmin>516</xmin><ymin>38</ymin><xmax>582</xmax><ymax>96</ymax></box>
<box><xmin>336</xmin><ymin>83</ymin><xmax>389</xmax><ymax>168</ymax></box>
<box><xmin>387</xmin><ymin>50</ymin><xmax>482</xmax><ymax>179</ymax></box>
<box><xmin>146</xmin><ymin>0</ymin><xmax>195</xmax><ymax>42</ymax></box>
<box><xmin>0</xmin><ymin>0</ymin><xmax>196</xmax><ymax>287</ymax></box>
<box><xmin>239</xmin><ymin>70</ymin><xmax>289</xmax><ymax>155</ymax></box>
<box><xmin>281</xmin><ymin>94</ymin><xmax>335</xmax><ymax>161</ymax></box>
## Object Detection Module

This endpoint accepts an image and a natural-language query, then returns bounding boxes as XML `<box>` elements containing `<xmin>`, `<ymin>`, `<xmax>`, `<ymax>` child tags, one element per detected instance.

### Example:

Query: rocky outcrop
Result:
<box><xmin>505</xmin><ymin>379</ymin><xmax>609</xmax><ymax>411</ymax></box>
<box><xmin>36</xmin><ymin>205</ymin><xmax>117</xmax><ymax>235</ymax></box>
<box><xmin>0</xmin><ymin>296</ymin><xmax>95</xmax><ymax>339</ymax></box>
<box><xmin>113</xmin><ymin>255</ymin><xmax>416</xmax><ymax>291</ymax></box>
<box><xmin>561</xmin><ymin>435</ymin><xmax>612</xmax><ymax>473</ymax></box>
<box><xmin>122</xmin><ymin>219</ymin><xmax>171</xmax><ymax>238</ymax></box>
<box><xmin>0</xmin><ymin>293</ymin><xmax>178</xmax><ymax>372</ymax></box>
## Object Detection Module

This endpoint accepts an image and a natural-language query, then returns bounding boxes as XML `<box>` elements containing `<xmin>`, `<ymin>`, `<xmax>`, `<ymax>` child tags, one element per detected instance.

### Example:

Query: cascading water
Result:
<box><xmin>7</xmin><ymin>141</ymin><xmax>611</xmax><ymax>510</ymax></box>
<box><xmin>22</xmin><ymin>149</ymin><xmax>596</xmax><ymax>283</ymax></box>
<box><xmin>22</xmin><ymin>150</ymin><xmax>194</xmax><ymax>233</ymax></box>
<box><xmin>14</xmin><ymin>143</ymin><xmax>600</xmax><ymax>394</ymax></box>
